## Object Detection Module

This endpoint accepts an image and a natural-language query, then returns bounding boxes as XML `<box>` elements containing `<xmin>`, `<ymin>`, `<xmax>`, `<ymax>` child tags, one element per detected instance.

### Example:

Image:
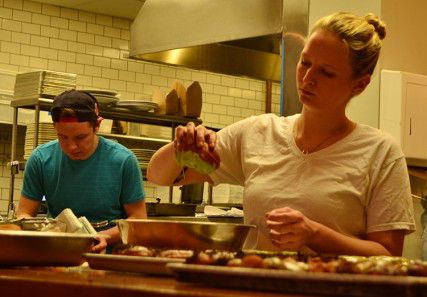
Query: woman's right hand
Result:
<box><xmin>174</xmin><ymin>122</ymin><xmax>217</xmax><ymax>152</ymax></box>
<box><xmin>147</xmin><ymin>122</ymin><xmax>218</xmax><ymax>185</ymax></box>
<box><xmin>173</xmin><ymin>122</ymin><xmax>220</xmax><ymax>175</ymax></box>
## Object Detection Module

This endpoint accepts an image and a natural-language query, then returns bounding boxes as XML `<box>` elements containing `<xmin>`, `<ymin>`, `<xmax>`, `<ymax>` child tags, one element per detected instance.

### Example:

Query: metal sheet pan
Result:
<box><xmin>168</xmin><ymin>263</ymin><xmax>427</xmax><ymax>297</ymax></box>
<box><xmin>0</xmin><ymin>230</ymin><xmax>95</xmax><ymax>267</ymax></box>
<box><xmin>84</xmin><ymin>253</ymin><xmax>185</xmax><ymax>275</ymax></box>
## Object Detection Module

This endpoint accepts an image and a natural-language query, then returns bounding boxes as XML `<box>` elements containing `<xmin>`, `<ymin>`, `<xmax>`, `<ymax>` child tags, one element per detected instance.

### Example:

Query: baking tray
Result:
<box><xmin>83</xmin><ymin>253</ymin><xmax>185</xmax><ymax>275</ymax></box>
<box><xmin>168</xmin><ymin>263</ymin><xmax>427</xmax><ymax>297</ymax></box>
<box><xmin>0</xmin><ymin>230</ymin><xmax>95</xmax><ymax>266</ymax></box>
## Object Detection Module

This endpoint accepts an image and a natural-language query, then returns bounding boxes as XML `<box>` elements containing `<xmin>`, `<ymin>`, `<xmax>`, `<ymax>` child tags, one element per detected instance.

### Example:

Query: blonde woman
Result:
<box><xmin>148</xmin><ymin>12</ymin><xmax>415</xmax><ymax>256</ymax></box>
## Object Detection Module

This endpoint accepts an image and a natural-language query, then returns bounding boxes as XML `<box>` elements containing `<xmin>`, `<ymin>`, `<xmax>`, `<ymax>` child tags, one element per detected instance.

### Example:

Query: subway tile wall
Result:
<box><xmin>0</xmin><ymin>0</ymin><xmax>281</xmax><ymax>213</ymax></box>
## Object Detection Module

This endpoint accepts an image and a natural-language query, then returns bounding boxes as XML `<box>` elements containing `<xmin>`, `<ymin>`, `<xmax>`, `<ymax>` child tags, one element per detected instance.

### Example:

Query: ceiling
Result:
<box><xmin>31</xmin><ymin>0</ymin><xmax>145</xmax><ymax>19</ymax></box>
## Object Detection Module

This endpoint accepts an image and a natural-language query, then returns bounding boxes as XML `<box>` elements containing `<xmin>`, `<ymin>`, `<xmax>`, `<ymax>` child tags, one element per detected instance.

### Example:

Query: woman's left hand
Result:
<box><xmin>266</xmin><ymin>207</ymin><xmax>318</xmax><ymax>250</ymax></box>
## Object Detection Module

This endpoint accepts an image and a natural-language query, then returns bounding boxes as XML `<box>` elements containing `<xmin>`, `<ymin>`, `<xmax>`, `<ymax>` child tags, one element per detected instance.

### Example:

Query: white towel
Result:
<box><xmin>204</xmin><ymin>205</ymin><xmax>243</xmax><ymax>217</ymax></box>
<box><xmin>55</xmin><ymin>208</ymin><xmax>97</xmax><ymax>234</ymax></box>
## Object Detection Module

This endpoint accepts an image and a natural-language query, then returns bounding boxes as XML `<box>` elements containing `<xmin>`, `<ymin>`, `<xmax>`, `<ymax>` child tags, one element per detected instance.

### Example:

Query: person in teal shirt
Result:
<box><xmin>17</xmin><ymin>90</ymin><xmax>147</xmax><ymax>252</ymax></box>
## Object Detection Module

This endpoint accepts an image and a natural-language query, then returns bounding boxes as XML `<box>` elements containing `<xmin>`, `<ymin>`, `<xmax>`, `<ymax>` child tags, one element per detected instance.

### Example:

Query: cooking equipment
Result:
<box><xmin>83</xmin><ymin>253</ymin><xmax>185</xmax><ymax>275</ymax></box>
<box><xmin>146</xmin><ymin>197</ymin><xmax>197</xmax><ymax>217</ymax></box>
<box><xmin>130</xmin><ymin>0</ymin><xmax>308</xmax><ymax>116</ymax></box>
<box><xmin>0</xmin><ymin>230</ymin><xmax>96</xmax><ymax>266</ymax></box>
<box><xmin>168</xmin><ymin>263</ymin><xmax>427</xmax><ymax>297</ymax></box>
<box><xmin>180</xmin><ymin>183</ymin><xmax>204</xmax><ymax>204</ymax></box>
<box><xmin>0</xmin><ymin>217</ymin><xmax>57</xmax><ymax>231</ymax></box>
<box><xmin>116</xmin><ymin>219</ymin><xmax>255</xmax><ymax>251</ymax></box>
<box><xmin>146</xmin><ymin>201</ymin><xmax>197</xmax><ymax>217</ymax></box>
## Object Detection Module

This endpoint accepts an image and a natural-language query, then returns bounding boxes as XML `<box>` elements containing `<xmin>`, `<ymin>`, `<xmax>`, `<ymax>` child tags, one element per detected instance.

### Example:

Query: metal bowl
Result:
<box><xmin>116</xmin><ymin>219</ymin><xmax>256</xmax><ymax>251</ymax></box>
<box><xmin>0</xmin><ymin>230</ymin><xmax>96</xmax><ymax>266</ymax></box>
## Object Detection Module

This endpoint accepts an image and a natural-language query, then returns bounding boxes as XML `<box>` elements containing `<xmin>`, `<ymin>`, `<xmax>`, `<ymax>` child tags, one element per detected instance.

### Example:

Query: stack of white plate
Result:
<box><xmin>115</xmin><ymin>99</ymin><xmax>159</xmax><ymax>112</ymax></box>
<box><xmin>14</xmin><ymin>71</ymin><xmax>76</xmax><ymax>100</ymax></box>
<box><xmin>79</xmin><ymin>89</ymin><xmax>120</xmax><ymax>107</ymax></box>
<box><xmin>24</xmin><ymin>123</ymin><xmax>57</xmax><ymax>159</ymax></box>
<box><xmin>129</xmin><ymin>148</ymin><xmax>156</xmax><ymax>176</ymax></box>
<box><xmin>129</xmin><ymin>148</ymin><xmax>156</xmax><ymax>168</ymax></box>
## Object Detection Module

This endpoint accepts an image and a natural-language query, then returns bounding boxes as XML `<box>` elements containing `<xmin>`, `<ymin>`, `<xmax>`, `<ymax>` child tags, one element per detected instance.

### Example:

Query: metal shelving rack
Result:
<box><xmin>7</xmin><ymin>97</ymin><xmax>202</xmax><ymax>218</ymax></box>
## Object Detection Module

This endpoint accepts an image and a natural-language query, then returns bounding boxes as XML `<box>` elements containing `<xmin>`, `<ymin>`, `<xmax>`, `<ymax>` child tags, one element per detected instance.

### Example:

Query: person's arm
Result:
<box><xmin>92</xmin><ymin>200</ymin><xmax>147</xmax><ymax>253</ymax></box>
<box><xmin>147</xmin><ymin>122</ymin><xmax>215</xmax><ymax>186</ymax></box>
<box><xmin>147</xmin><ymin>142</ymin><xmax>211</xmax><ymax>186</ymax></box>
<box><xmin>16</xmin><ymin>196</ymin><xmax>41</xmax><ymax>219</ymax></box>
<box><xmin>266</xmin><ymin>207</ymin><xmax>405</xmax><ymax>256</ymax></box>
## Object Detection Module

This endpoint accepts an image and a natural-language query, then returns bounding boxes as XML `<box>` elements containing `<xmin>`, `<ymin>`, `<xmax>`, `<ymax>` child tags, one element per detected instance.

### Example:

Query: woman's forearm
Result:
<box><xmin>146</xmin><ymin>143</ymin><xmax>183</xmax><ymax>186</ymax></box>
<box><xmin>308</xmin><ymin>221</ymin><xmax>399</xmax><ymax>256</ymax></box>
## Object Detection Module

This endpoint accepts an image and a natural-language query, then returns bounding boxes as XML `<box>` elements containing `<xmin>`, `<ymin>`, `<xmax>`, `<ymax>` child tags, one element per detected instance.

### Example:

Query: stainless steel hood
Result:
<box><xmin>130</xmin><ymin>0</ymin><xmax>309</xmax><ymax>115</ymax></box>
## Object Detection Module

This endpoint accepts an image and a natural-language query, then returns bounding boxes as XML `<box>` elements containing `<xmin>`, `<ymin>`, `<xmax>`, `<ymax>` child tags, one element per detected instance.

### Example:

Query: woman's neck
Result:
<box><xmin>294</xmin><ymin>109</ymin><xmax>355</xmax><ymax>154</ymax></box>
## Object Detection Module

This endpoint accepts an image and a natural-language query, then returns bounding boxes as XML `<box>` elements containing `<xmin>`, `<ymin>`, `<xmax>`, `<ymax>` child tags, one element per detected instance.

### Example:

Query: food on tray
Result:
<box><xmin>113</xmin><ymin>244</ymin><xmax>194</xmax><ymax>259</ymax></box>
<box><xmin>112</xmin><ymin>245</ymin><xmax>427</xmax><ymax>277</ymax></box>
<box><xmin>158</xmin><ymin>249</ymin><xmax>194</xmax><ymax>259</ymax></box>
<box><xmin>185</xmin><ymin>250</ymin><xmax>427</xmax><ymax>277</ymax></box>
<box><xmin>114</xmin><ymin>245</ymin><xmax>156</xmax><ymax>257</ymax></box>
<box><xmin>176</xmin><ymin>142</ymin><xmax>220</xmax><ymax>174</ymax></box>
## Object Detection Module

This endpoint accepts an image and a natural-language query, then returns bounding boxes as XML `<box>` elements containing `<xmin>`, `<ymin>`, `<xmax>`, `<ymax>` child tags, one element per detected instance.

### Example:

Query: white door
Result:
<box><xmin>403</xmin><ymin>82</ymin><xmax>427</xmax><ymax>158</ymax></box>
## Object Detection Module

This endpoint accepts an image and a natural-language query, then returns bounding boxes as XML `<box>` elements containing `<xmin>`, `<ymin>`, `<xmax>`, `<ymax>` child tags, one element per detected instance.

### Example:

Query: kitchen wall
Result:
<box><xmin>381</xmin><ymin>0</ymin><xmax>427</xmax><ymax>76</ymax></box>
<box><xmin>0</xmin><ymin>0</ymin><xmax>281</xmax><ymax>214</ymax></box>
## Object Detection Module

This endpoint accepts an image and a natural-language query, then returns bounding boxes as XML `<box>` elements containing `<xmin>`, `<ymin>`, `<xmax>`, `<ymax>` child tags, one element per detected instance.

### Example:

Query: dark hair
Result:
<box><xmin>51</xmin><ymin>89</ymin><xmax>99</xmax><ymax>127</ymax></box>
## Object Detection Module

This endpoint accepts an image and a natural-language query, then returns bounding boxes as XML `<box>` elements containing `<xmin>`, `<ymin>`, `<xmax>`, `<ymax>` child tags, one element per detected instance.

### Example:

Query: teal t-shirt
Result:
<box><xmin>22</xmin><ymin>136</ymin><xmax>145</xmax><ymax>223</ymax></box>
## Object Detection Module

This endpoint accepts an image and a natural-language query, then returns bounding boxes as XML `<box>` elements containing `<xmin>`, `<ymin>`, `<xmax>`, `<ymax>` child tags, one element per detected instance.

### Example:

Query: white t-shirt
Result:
<box><xmin>209</xmin><ymin>113</ymin><xmax>415</xmax><ymax>250</ymax></box>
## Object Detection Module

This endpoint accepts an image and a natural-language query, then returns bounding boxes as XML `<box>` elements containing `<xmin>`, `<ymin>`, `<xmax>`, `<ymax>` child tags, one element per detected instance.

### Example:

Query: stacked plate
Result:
<box><xmin>24</xmin><ymin>123</ymin><xmax>57</xmax><ymax>160</ymax></box>
<box><xmin>129</xmin><ymin>148</ymin><xmax>156</xmax><ymax>175</ymax></box>
<box><xmin>116</xmin><ymin>99</ymin><xmax>159</xmax><ymax>112</ymax></box>
<box><xmin>14</xmin><ymin>71</ymin><xmax>76</xmax><ymax>100</ymax></box>
<box><xmin>79</xmin><ymin>89</ymin><xmax>120</xmax><ymax>107</ymax></box>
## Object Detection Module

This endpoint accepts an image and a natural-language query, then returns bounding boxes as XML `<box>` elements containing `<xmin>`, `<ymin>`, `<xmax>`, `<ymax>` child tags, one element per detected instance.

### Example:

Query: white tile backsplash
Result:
<box><xmin>31</xmin><ymin>35</ymin><xmax>49</xmax><ymax>47</ymax></box>
<box><xmin>12</xmin><ymin>9</ymin><xmax>31</xmax><ymax>22</ymax></box>
<box><xmin>60</xmin><ymin>29</ymin><xmax>77</xmax><ymax>41</ymax></box>
<box><xmin>41</xmin><ymin>4</ymin><xmax>59</xmax><ymax>17</ymax></box>
<box><xmin>0</xmin><ymin>52</ymin><xmax>9</xmax><ymax>63</ymax></box>
<box><xmin>32</xmin><ymin>12</ymin><xmax>50</xmax><ymax>26</ymax></box>
<box><xmin>0</xmin><ymin>7</ymin><xmax>12</xmax><ymax>18</ymax></box>
<box><xmin>4</xmin><ymin>0</ymin><xmax>22</xmax><ymax>10</ymax></box>
<box><xmin>69</xmin><ymin>20</ymin><xmax>86</xmax><ymax>33</ymax></box>
<box><xmin>60</xmin><ymin>7</ymin><xmax>78</xmax><ymax>20</ymax></box>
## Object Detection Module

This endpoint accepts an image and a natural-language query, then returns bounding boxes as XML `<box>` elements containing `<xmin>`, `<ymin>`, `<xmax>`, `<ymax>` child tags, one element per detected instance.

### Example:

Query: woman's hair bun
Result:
<box><xmin>365</xmin><ymin>13</ymin><xmax>386</xmax><ymax>40</ymax></box>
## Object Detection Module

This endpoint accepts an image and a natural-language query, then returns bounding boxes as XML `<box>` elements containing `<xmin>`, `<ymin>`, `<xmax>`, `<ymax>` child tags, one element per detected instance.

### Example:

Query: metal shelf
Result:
<box><xmin>10</xmin><ymin>98</ymin><xmax>202</xmax><ymax>127</ymax></box>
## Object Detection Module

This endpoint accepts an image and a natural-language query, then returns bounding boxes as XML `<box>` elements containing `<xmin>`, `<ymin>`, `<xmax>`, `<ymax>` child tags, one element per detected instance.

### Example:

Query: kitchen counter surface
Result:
<box><xmin>0</xmin><ymin>265</ymin><xmax>312</xmax><ymax>297</ymax></box>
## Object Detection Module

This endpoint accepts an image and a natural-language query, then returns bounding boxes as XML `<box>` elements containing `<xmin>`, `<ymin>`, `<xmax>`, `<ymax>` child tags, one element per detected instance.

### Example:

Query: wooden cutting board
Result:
<box><xmin>185</xmin><ymin>81</ymin><xmax>202</xmax><ymax>118</ymax></box>
<box><xmin>172</xmin><ymin>80</ymin><xmax>187</xmax><ymax>116</ymax></box>
<box><xmin>165</xmin><ymin>89</ymin><xmax>180</xmax><ymax>115</ymax></box>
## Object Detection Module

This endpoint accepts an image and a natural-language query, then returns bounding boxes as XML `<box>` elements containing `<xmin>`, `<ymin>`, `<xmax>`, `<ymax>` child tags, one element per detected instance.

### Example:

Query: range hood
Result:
<box><xmin>130</xmin><ymin>0</ymin><xmax>309</xmax><ymax>115</ymax></box>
